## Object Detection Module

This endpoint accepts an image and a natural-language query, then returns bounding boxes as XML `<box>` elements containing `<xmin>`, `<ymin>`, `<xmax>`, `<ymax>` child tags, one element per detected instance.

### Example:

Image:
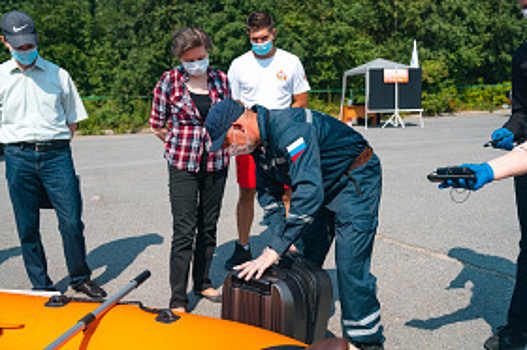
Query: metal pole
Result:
<box><xmin>365</xmin><ymin>70</ymin><xmax>370</xmax><ymax>130</ymax></box>
<box><xmin>395</xmin><ymin>81</ymin><xmax>399</xmax><ymax>127</ymax></box>
<box><xmin>44</xmin><ymin>270</ymin><xmax>151</xmax><ymax>350</ymax></box>
<box><xmin>339</xmin><ymin>74</ymin><xmax>347</xmax><ymax>121</ymax></box>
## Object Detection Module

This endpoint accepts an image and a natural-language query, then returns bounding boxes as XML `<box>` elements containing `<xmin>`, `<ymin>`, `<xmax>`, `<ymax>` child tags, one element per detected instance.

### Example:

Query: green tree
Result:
<box><xmin>2</xmin><ymin>0</ymin><xmax>527</xmax><ymax>126</ymax></box>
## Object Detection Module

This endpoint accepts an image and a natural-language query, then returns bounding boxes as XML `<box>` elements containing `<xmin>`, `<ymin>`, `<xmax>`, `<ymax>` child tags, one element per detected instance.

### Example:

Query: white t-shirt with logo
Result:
<box><xmin>228</xmin><ymin>48</ymin><xmax>310</xmax><ymax>109</ymax></box>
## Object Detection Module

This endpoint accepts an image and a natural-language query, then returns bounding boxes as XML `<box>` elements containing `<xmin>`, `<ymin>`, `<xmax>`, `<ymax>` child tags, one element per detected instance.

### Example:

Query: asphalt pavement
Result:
<box><xmin>0</xmin><ymin>111</ymin><xmax>520</xmax><ymax>349</ymax></box>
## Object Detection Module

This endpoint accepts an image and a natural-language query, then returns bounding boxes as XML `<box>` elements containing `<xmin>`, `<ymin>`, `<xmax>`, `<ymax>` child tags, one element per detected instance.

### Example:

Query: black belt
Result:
<box><xmin>8</xmin><ymin>140</ymin><xmax>70</xmax><ymax>152</ymax></box>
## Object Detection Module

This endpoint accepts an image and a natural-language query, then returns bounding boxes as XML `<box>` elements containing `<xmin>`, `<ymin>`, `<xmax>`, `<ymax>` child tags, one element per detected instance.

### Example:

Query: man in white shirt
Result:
<box><xmin>225</xmin><ymin>12</ymin><xmax>310</xmax><ymax>270</ymax></box>
<box><xmin>0</xmin><ymin>10</ymin><xmax>106</xmax><ymax>298</ymax></box>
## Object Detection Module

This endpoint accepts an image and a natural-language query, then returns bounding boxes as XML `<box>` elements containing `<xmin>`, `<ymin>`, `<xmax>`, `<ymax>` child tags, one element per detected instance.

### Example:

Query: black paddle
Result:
<box><xmin>44</xmin><ymin>270</ymin><xmax>151</xmax><ymax>350</ymax></box>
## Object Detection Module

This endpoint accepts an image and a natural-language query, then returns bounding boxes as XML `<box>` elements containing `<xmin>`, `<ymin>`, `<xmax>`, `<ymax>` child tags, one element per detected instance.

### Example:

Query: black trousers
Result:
<box><xmin>168</xmin><ymin>162</ymin><xmax>228</xmax><ymax>309</ymax></box>
<box><xmin>509</xmin><ymin>174</ymin><xmax>527</xmax><ymax>333</ymax></box>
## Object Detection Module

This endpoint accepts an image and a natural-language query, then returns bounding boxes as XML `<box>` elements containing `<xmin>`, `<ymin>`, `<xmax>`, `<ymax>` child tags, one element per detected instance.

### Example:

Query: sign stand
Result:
<box><xmin>382</xmin><ymin>81</ymin><xmax>405</xmax><ymax>128</ymax></box>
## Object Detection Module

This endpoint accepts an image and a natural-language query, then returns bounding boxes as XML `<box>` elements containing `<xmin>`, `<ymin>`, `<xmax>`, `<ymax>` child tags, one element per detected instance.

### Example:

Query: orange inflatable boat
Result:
<box><xmin>0</xmin><ymin>289</ymin><xmax>309</xmax><ymax>349</ymax></box>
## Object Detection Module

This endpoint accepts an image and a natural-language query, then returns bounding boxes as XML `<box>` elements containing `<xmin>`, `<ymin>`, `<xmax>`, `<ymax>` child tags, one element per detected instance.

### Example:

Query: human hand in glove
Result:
<box><xmin>491</xmin><ymin>128</ymin><xmax>515</xmax><ymax>150</ymax></box>
<box><xmin>439</xmin><ymin>163</ymin><xmax>494</xmax><ymax>190</ymax></box>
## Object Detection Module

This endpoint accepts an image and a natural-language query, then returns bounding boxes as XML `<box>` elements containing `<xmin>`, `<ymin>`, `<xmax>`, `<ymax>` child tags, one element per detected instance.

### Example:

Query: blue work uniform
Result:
<box><xmin>252</xmin><ymin>105</ymin><xmax>384</xmax><ymax>345</ymax></box>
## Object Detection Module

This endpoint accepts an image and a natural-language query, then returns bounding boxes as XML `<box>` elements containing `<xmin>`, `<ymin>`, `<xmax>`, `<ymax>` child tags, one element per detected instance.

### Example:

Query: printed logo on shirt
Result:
<box><xmin>287</xmin><ymin>137</ymin><xmax>306</xmax><ymax>162</ymax></box>
<box><xmin>276</xmin><ymin>70</ymin><xmax>287</xmax><ymax>81</ymax></box>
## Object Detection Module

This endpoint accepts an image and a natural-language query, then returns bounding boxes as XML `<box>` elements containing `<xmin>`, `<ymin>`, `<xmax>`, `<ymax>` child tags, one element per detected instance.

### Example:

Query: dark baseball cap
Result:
<box><xmin>205</xmin><ymin>100</ymin><xmax>245</xmax><ymax>152</ymax></box>
<box><xmin>1</xmin><ymin>11</ymin><xmax>37</xmax><ymax>48</ymax></box>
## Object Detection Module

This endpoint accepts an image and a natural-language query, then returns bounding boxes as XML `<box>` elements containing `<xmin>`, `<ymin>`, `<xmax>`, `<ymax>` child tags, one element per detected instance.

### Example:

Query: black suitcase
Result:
<box><xmin>221</xmin><ymin>252</ymin><xmax>333</xmax><ymax>344</ymax></box>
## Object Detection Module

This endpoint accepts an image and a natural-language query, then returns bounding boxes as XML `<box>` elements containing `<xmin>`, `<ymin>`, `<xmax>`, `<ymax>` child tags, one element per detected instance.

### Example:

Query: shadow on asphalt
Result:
<box><xmin>405</xmin><ymin>247</ymin><xmax>515</xmax><ymax>331</ymax></box>
<box><xmin>0</xmin><ymin>246</ymin><xmax>21</xmax><ymax>265</ymax></box>
<box><xmin>54</xmin><ymin>233</ymin><xmax>164</xmax><ymax>291</ymax></box>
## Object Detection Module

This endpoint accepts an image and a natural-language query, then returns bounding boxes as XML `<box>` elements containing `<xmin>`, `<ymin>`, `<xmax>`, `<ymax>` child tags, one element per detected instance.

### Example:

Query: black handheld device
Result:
<box><xmin>427</xmin><ymin>166</ymin><xmax>477</xmax><ymax>183</ymax></box>
<box><xmin>483</xmin><ymin>137</ymin><xmax>504</xmax><ymax>148</ymax></box>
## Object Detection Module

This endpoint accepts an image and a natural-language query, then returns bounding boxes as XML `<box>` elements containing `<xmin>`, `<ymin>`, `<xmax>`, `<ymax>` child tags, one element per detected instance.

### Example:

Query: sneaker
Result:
<box><xmin>484</xmin><ymin>325</ymin><xmax>527</xmax><ymax>350</ymax></box>
<box><xmin>73</xmin><ymin>279</ymin><xmax>107</xmax><ymax>299</ymax></box>
<box><xmin>224</xmin><ymin>242</ymin><xmax>252</xmax><ymax>270</ymax></box>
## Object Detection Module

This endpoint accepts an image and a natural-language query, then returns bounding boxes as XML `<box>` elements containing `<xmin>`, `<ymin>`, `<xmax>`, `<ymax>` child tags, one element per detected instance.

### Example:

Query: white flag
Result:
<box><xmin>410</xmin><ymin>40</ymin><xmax>419</xmax><ymax>68</ymax></box>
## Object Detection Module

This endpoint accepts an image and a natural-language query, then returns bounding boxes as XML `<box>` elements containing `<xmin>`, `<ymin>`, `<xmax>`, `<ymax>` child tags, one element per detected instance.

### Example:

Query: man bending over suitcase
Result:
<box><xmin>205</xmin><ymin>100</ymin><xmax>384</xmax><ymax>350</ymax></box>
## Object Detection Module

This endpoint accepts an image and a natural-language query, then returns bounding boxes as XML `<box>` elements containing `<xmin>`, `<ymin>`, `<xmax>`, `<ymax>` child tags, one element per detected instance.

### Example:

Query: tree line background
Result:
<box><xmin>1</xmin><ymin>0</ymin><xmax>526</xmax><ymax>133</ymax></box>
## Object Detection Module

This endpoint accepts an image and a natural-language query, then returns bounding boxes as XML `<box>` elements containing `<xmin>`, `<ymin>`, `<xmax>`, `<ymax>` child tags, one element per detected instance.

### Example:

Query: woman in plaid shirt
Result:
<box><xmin>149</xmin><ymin>28</ymin><xmax>230</xmax><ymax>313</ymax></box>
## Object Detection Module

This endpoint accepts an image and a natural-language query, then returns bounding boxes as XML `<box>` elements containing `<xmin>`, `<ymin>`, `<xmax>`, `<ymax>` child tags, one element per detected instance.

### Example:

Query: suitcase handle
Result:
<box><xmin>230</xmin><ymin>273</ymin><xmax>273</xmax><ymax>295</ymax></box>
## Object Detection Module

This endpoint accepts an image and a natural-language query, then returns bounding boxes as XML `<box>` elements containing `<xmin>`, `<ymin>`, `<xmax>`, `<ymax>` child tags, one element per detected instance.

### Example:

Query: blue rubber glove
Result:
<box><xmin>439</xmin><ymin>163</ymin><xmax>494</xmax><ymax>191</ymax></box>
<box><xmin>491</xmin><ymin>128</ymin><xmax>514</xmax><ymax>150</ymax></box>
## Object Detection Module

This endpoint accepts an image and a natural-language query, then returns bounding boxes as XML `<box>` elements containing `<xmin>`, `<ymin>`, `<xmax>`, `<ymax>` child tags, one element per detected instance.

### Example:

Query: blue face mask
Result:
<box><xmin>182</xmin><ymin>57</ymin><xmax>209</xmax><ymax>76</ymax></box>
<box><xmin>11</xmin><ymin>47</ymin><xmax>39</xmax><ymax>66</ymax></box>
<box><xmin>252</xmin><ymin>39</ymin><xmax>273</xmax><ymax>57</ymax></box>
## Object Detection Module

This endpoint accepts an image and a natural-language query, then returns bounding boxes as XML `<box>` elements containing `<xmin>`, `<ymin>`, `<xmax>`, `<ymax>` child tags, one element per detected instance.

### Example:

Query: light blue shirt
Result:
<box><xmin>0</xmin><ymin>56</ymin><xmax>88</xmax><ymax>143</ymax></box>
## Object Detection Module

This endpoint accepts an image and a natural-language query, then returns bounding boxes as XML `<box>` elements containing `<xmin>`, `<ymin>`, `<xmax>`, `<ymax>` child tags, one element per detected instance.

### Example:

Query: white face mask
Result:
<box><xmin>227</xmin><ymin>128</ymin><xmax>256</xmax><ymax>156</ymax></box>
<box><xmin>522</xmin><ymin>8</ymin><xmax>527</xmax><ymax>18</ymax></box>
<box><xmin>182</xmin><ymin>57</ymin><xmax>209</xmax><ymax>76</ymax></box>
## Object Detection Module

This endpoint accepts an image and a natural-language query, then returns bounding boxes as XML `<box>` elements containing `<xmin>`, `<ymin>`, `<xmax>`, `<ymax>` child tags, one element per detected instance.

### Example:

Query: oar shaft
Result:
<box><xmin>44</xmin><ymin>270</ymin><xmax>151</xmax><ymax>350</ymax></box>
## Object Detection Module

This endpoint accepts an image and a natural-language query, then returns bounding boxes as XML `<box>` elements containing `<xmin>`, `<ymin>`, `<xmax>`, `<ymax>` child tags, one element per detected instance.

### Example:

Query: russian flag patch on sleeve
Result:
<box><xmin>287</xmin><ymin>137</ymin><xmax>306</xmax><ymax>162</ymax></box>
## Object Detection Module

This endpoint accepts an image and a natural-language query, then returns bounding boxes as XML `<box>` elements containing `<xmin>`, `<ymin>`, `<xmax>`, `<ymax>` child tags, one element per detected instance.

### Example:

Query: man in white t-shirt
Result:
<box><xmin>225</xmin><ymin>12</ymin><xmax>310</xmax><ymax>270</ymax></box>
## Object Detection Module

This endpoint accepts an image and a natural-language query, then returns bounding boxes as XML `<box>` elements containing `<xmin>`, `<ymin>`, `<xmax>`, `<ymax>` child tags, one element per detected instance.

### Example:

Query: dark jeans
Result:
<box><xmin>299</xmin><ymin>154</ymin><xmax>384</xmax><ymax>345</ymax></box>
<box><xmin>4</xmin><ymin>144</ymin><xmax>90</xmax><ymax>290</ymax></box>
<box><xmin>168</xmin><ymin>162</ymin><xmax>228</xmax><ymax>309</ymax></box>
<box><xmin>509</xmin><ymin>174</ymin><xmax>527</xmax><ymax>333</ymax></box>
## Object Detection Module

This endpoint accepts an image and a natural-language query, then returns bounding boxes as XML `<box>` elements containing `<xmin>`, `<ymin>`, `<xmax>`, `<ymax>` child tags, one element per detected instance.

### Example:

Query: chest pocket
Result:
<box><xmin>260</xmin><ymin>155</ymin><xmax>287</xmax><ymax>171</ymax></box>
<box><xmin>170</xmin><ymin>96</ymin><xmax>201</xmax><ymax>126</ymax></box>
<box><xmin>260</xmin><ymin>155</ymin><xmax>290</xmax><ymax>186</ymax></box>
<box><xmin>270</xmin><ymin>156</ymin><xmax>289</xmax><ymax>176</ymax></box>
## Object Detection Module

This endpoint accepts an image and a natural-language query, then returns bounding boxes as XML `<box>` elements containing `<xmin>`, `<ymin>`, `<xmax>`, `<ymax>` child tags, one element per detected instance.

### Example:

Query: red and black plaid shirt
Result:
<box><xmin>150</xmin><ymin>66</ymin><xmax>230</xmax><ymax>172</ymax></box>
